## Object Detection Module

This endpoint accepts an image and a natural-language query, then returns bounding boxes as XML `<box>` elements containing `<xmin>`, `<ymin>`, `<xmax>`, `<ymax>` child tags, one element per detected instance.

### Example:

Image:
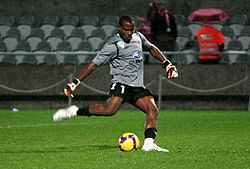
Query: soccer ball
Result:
<box><xmin>119</xmin><ymin>132</ymin><xmax>140</xmax><ymax>151</ymax></box>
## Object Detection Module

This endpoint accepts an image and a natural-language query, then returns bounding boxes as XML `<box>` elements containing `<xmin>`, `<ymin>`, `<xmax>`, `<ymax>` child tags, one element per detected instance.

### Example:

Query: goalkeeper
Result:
<box><xmin>53</xmin><ymin>15</ymin><xmax>178</xmax><ymax>152</ymax></box>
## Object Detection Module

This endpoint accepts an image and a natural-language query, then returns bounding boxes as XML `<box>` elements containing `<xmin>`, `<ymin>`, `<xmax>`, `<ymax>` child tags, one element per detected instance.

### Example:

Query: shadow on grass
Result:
<box><xmin>0</xmin><ymin>144</ymin><xmax>117</xmax><ymax>154</ymax></box>
<box><xmin>88</xmin><ymin>144</ymin><xmax>117</xmax><ymax>150</ymax></box>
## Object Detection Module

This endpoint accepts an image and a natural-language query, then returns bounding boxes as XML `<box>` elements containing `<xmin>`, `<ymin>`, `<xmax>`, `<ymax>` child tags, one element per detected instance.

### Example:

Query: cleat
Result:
<box><xmin>142</xmin><ymin>143</ymin><xmax>169</xmax><ymax>152</ymax></box>
<box><xmin>141</xmin><ymin>138</ymin><xmax>169</xmax><ymax>152</ymax></box>
<box><xmin>53</xmin><ymin>105</ymin><xmax>78</xmax><ymax>122</ymax></box>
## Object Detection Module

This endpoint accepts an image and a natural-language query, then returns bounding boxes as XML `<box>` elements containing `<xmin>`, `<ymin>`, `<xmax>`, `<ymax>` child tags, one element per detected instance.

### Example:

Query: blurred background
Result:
<box><xmin>0</xmin><ymin>0</ymin><xmax>249</xmax><ymax>22</ymax></box>
<box><xmin>0</xmin><ymin>0</ymin><xmax>250</xmax><ymax>110</ymax></box>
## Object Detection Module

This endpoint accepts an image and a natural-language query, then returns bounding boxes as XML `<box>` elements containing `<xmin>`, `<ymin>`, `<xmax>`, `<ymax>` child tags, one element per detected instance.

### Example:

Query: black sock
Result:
<box><xmin>144</xmin><ymin>128</ymin><xmax>158</xmax><ymax>139</ymax></box>
<box><xmin>76</xmin><ymin>106</ymin><xmax>91</xmax><ymax>116</ymax></box>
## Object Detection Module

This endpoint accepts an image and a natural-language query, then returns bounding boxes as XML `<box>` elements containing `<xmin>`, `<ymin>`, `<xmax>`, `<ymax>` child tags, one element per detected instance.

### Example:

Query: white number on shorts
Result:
<box><xmin>111</xmin><ymin>83</ymin><xmax>116</xmax><ymax>90</ymax></box>
<box><xmin>120</xmin><ymin>85</ymin><xmax>125</xmax><ymax>94</ymax></box>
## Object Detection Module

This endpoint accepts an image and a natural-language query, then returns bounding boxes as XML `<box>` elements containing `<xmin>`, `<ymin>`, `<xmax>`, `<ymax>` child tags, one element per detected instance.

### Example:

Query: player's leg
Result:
<box><xmin>134</xmin><ymin>96</ymin><xmax>158</xmax><ymax>129</ymax></box>
<box><xmin>53</xmin><ymin>82</ymin><xmax>126</xmax><ymax>121</ymax></box>
<box><xmin>134</xmin><ymin>96</ymin><xmax>169</xmax><ymax>152</ymax></box>
<box><xmin>53</xmin><ymin>96</ymin><xmax>124</xmax><ymax>121</ymax></box>
<box><xmin>78</xmin><ymin>96</ymin><xmax>124</xmax><ymax>116</ymax></box>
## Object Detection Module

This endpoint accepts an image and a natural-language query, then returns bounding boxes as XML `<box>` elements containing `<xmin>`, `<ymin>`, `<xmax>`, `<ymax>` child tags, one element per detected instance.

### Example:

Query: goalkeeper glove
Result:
<box><xmin>64</xmin><ymin>78</ymin><xmax>80</xmax><ymax>98</ymax></box>
<box><xmin>162</xmin><ymin>60</ymin><xmax>178</xmax><ymax>78</ymax></box>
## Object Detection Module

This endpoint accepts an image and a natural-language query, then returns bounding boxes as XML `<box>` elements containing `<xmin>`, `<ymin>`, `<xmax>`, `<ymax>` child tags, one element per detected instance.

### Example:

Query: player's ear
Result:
<box><xmin>117</xmin><ymin>24</ymin><xmax>121</xmax><ymax>31</ymax></box>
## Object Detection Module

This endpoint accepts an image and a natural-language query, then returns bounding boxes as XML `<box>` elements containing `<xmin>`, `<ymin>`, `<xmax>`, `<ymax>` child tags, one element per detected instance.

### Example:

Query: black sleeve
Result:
<box><xmin>169</xmin><ymin>14</ymin><xmax>178</xmax><ymax>40</ymax></box>
<box><xmin>219</xmin><ymin>44</ymin><xmax>224</xmax><ymax>51</ymax></box>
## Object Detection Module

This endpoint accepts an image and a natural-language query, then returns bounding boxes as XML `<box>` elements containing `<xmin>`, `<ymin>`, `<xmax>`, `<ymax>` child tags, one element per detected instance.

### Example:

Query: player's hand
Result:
<box><xmin>64</xmin><ymin>78</ymin><xmax>80</xmax><ymax>98</ymax></box>
<box><xmin>166</xmin><ymin>64</ymin><xmax>178</xmax><ymax>78</ymax></box>
<box><xmin>162</xmin><ymin>60</ymin><xmax>178</xmax><ymax>79</ymax></box>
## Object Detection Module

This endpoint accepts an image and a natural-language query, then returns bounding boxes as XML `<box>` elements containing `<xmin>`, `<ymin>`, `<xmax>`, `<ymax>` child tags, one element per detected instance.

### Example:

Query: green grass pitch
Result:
<box><xmin>0</xmin><ymin>108</ymin><xmax>249</xmax><ymax>169</ymax></box>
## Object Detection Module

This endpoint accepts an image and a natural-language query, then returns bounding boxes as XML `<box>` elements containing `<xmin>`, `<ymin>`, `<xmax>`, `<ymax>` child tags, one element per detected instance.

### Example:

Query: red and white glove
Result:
<box><xmin>162</xmin><ymin>60</ymin><xmax>178</xmax><ymax>79</ymax></box>
<box><xmin>166</xmin><ymin>64</ymin><xmax>178</xmax><ymax>78</ymax></box>
<box><xmin>64</xmin><ymin>78</ymin><xmax>80</xmax><ymax>98</ymax></box>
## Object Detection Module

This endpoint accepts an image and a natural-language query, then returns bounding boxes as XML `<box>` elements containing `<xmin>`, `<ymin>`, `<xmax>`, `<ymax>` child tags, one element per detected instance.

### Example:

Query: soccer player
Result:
<box><xmin>53</xmin><ymin>15</ymin><xmax>178</xmax><ymax>152</ymax></box>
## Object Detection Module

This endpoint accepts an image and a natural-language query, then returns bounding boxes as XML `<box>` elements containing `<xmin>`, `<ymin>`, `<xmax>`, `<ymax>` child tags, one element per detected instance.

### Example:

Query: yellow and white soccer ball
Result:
<box><xmin>118</xmin><ymin>132</ymin><xmax>140</xmax><ymax>151</ymax></box>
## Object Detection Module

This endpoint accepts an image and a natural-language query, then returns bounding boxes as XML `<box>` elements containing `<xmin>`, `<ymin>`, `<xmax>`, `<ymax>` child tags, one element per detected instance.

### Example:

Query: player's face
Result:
<box><xmin>118</xmin><ymin>21</ymin><xmax>134</xmax><ymax>43</ymax></box>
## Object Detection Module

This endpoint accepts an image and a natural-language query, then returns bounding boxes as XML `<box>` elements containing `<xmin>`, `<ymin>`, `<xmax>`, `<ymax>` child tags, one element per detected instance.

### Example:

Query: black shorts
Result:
<box><xmin>108</xmin><ymin>82</ymin><xmax>153</xmax><ymax>105</ymax></box>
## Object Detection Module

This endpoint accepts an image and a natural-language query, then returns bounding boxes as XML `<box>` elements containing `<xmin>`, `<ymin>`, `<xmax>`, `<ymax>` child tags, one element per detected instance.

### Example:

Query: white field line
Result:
<box><xmin>0</xmin><ymin>122</ymin><xmax>98</xmax><ymax>129</ymax></box>
<box><xmin>0</xmin><ymin>121</ymin><xmax>248</xmax><ymax>129</ymax></box>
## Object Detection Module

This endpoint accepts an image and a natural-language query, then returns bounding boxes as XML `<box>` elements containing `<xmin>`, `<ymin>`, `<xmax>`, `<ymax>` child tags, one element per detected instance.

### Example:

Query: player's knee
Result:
<box><xmin>150</xmin><ymin>104</ymin><xmax>158</xmax><ymax>113</ymax></box>
<box><xmin>104</xmin><ymin>107</ymin><xmax>118</xmax><ymax>116</ymax></box>
<box><xmin>147</xmin><ymin>107</ymin><xmax>159</xmax><ymax>118</ymax></box>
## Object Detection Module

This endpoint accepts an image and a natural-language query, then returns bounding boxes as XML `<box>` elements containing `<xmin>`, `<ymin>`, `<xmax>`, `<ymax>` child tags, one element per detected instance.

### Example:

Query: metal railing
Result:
<box><xmin>157</xmin><ymin>74</ymin><xmax>250</xmax><ymax>111</ymax></box>
<box><xmin>1</xmin><ymin>50</ymin><xmax>250</xmax><ymax>110</ymax></box>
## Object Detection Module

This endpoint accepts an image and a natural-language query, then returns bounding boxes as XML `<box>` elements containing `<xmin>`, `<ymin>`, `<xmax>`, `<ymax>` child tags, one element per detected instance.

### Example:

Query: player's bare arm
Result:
<box><xmin>149</xmin><ymin>45</ymin><xmax>178</xmax><ymax>78</ymax></box>
<box><xmin>77</xmin><ymin>62</ymin><xmax>98</xmax><ymax>81</ymax></box>
<box><xmin>150</xmin><ymin>44</ymin><xmax>170</xmax><ymax>63</ymax></box>
<box><xmin>64</xmin><ymin>62</ymin><xmax>98</xmax><ymax>98</ymax></box>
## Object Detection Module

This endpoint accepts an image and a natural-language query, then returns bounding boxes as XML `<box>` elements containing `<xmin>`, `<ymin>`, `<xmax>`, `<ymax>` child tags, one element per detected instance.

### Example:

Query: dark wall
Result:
<box><xmin>0</xmin><ymin>64</ymin><xmax>249</xmax><ymax>110</ymax></box>
<box><xmin>0</xmin><ymin>64</ymin><xmax>249</xmax><ymax>96</ymax></box>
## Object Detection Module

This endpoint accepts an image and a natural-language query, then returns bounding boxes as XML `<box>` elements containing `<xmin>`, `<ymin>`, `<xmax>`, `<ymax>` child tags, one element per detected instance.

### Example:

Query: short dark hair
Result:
<box><xmin>118</xmin><ymin>15</ymin><xmax>133</xmax><ymax>26</ymax></box>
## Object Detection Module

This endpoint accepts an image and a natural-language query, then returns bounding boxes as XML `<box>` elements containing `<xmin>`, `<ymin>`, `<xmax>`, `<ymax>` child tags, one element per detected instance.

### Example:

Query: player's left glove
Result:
<box><xmin>64</xmin><ymin>78</ymin><xmax>80</xmax><ymax>98</ymax></box>
<box><xmin>162</xmin><ymin>60</ymin><xmax>178</xmax><ymax>78</ymax></box>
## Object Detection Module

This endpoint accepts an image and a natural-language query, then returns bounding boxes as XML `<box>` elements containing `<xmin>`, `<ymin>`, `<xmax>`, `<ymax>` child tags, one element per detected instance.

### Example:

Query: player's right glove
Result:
<box><xmin>64</xmin><ymin>78</ymin><xmax>80</xmax><ymax>98</ymax></box>
<box><xmin>162</xmin><ymin>60</ymin><xmax>179</xmax><ymax>79</ymax></box>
